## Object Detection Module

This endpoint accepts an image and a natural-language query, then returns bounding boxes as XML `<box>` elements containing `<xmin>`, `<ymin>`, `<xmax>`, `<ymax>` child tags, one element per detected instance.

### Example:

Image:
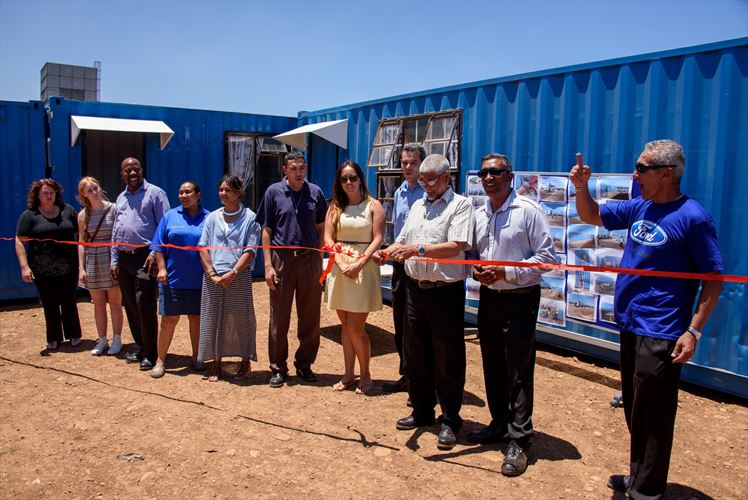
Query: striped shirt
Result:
<box><xmin>397</xmin><ymin>187</ymin><xmax>473</xmax><ymax>283</ymax></box>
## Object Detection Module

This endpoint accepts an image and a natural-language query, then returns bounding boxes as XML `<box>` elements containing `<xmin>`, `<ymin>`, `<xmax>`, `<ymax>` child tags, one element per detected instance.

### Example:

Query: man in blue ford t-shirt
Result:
<box><xmin>571</xmin><ymin>140</ymin><xmax>722</xmax><ymax>500</ymax></box>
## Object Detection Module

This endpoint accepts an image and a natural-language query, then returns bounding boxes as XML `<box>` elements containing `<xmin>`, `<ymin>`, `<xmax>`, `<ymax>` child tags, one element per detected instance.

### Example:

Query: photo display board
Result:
<box><xmin>465</xmin><ymin>171</ymin><xmax>637</xmax><ymax>331</ymax></box>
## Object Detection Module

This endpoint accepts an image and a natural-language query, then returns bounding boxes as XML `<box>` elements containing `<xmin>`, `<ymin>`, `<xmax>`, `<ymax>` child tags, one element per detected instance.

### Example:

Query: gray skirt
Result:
<box><xmin>198</xmin><ymin>272</ymin><xmax>256</xmax><ymax>362</ymax></box>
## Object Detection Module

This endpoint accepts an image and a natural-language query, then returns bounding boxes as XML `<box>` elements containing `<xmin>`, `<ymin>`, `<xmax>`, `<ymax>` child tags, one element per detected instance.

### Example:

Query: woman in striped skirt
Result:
<box><xmin>198</xmin><ymin>175</ymin><xmax>261</xmax><ymax>382</ymax></box>
<box><xmin>77</xmin><ymin>177</ymin><xmax>124</xmax><ymax>356</ymax></box>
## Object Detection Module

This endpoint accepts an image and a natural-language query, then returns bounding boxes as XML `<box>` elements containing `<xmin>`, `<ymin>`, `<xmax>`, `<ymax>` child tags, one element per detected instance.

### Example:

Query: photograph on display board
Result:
<box><xmin>568</xmin><ymin>270</ymin><xmax>593</xmax><ymax>294</ymax></box>
<box><xmin>599</xmin><ymin>176</ymin><xmax>631</xmax><ymax>201</ymax></box>
<box><xmin>568</xmin><ymin>176</ymin><xmax>599</xmax><ymax>201</ymax></box>
<box><xmin>541</xmin><ymin>275</ymin><xmax>565</xmax><ymax>300</ymax></box>
<box><xmin>592</xmin><ymin>272</ymin><xmax>617</xmax><ymax>296</ymax></box>
<box><xmin>550</xmin><ymin>226</ymin><xmax>566</xmax><ymax>253</ymax></box>
<box><xmin>596</xmin><ymin>247</ymin><xmax>623</xmax><ymax>269</ymax></box>
<box><xmin>567</xmin><ymin>202</ymin><xmax>585</xmax><ymax>225</ymax></box>
<box><xmin>465</xmin><ymin>277</ymin><xmax>481</xmax><ymax>301</ymax></box>
<box><xmin>539</xmin><ymin>298</ymin><xmax>566</xmax><ymax>327</ymax></box>
<box><xmin>514</xmin><ymin>174</ymin><xmax>539</xmax><ymax>200</ymax></box>
<box><xmin>568</xmin><ymin>224</ymin><xmax>596</xmax><ymax>250</ymax></box>
<box><xmin>470</xmin><ymin>195</ymin><xmax>488</xmax><ymax>210</ymax></box>
<box><xmin>466</xmin><ymin>173</ymin><xmax>486</xmax><ymax>197</ymax></box>
<box><xmin>567</xmin><ymin>292</ymin><xmax>598</xmax><ymax>322</ymax></box>
<box><xmin>597</xmin><ymin>227</ymin><xmax>627</xmax><ymax>250</ymax></box>
<box><xmin>599</xmin><ymin>296</ymin><xmax>616</xmax><ymax>325</ymax></box>
<box><xmin>546</xmin><ymin>253</ymin><xmax>566</xmax><ymax>278</ymax></box>
<box><xmin>570</xmin><ymin>248</ymin><xmax>595</xmax><ymax>267</ymax></box>
<box><xmin>541</xmin><ymin>201</ymin><xmax>566</xmax><ymax>228</ymax></box>
<box><xmin>539</xmin><ymin>176</ymin><xmax>568</xmax><ymax>203</ymax></box>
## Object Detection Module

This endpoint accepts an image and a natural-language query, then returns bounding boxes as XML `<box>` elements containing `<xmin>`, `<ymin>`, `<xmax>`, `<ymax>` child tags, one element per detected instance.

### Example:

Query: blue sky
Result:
<box><xmin>1</xmin><ymin>0</ymin><xmax>746</xmax><ymax>117</ymax></box>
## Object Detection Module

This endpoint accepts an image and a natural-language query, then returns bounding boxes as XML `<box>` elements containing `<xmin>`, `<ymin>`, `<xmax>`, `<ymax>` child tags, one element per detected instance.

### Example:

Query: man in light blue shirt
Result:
<box><xmin>110</xmin><ymin>157</ymin><xmax>170</xmax><ymax>370</ymax></box>
<box><xmin>467</xmin><ymin>153</ymin><xmax>555</xmax><ymax>477</ymax></box>
<box><xmin>382</xmin><ymin>143</ymin><xmax>426</xmax><ymax>393</ymax></box>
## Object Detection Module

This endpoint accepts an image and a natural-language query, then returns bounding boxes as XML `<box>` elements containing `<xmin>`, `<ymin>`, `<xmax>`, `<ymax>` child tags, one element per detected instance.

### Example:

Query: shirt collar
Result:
<box><xmin>426</xmin><ymin>186</ymin><xmax>454</xmax><ymax>206</ymax></box>
<box><xmin>125</xmin><ymin>179</ymin><xmax>149</xmax><ymax>196</ymax></box>
<box><xmin>284</xmin><ymin>178</ymin><xmax>307</xmax><ymax>193</ymax></box>
<box><xmin>484</xmin><ymin>189</ymin><xmax>517</xmax><ymax>216</ymax></box>
<box><xmin>400</xmin><ymin>180</ymin><xmax>423</xmax><ymax>194</ymax></box>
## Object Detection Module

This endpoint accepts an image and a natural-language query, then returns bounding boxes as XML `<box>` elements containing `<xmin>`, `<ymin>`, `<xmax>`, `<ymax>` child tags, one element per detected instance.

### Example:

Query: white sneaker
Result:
<box><xmin>91</xmin><ymin>337</ymin><xmax>109</xmax><ymax>356</ymax></box>
<box><xmin>108</xmin><ymin>335</ymin><xmax>123</xmax><ymax>355</ymax></box>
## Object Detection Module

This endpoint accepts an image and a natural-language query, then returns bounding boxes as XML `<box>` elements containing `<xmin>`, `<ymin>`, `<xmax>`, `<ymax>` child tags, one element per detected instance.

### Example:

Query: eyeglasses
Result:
<box><xmin>340</xmin><ymin>175</ymin><xmax>359</xmax><ymax>183</ymax></box>
<box><xmin>477</xmin><ymin>168</ymin><xmax>511</xmax><ymax>178</ymax></box>
<box><xmin>635</xmin><ymin>162</ymin><xmax>675</xmax><ymax>174</ymax></box>
<box><xmin>418</xmin><ymin>171</ymin><xmax>445</xmax><ymax>188</ymax></box>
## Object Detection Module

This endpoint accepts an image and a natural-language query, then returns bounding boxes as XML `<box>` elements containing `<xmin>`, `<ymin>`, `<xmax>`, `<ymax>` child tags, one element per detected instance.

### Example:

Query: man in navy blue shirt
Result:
<box><xmin>571</xmin><ymin>140</ymin><xmax>722</xmax><ymax>500</ymax></box>
<box><xmin>257</xmin><ymin>152</ymin><xmax>328</xmax><ymax>388</ymax></box>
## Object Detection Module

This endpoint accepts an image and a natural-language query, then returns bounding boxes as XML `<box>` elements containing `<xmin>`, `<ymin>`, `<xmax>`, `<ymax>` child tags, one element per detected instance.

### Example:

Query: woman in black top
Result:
<box><xmin>15</xmin><ymin>179</ymin><xmax>83</xmax><ymax>350</ymax></box>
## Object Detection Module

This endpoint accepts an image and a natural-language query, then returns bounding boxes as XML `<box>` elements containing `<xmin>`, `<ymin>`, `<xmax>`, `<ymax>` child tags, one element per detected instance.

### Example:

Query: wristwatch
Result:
<box><xmin>231</xmin><ymin>268</ymin><xmax>239</xmax><ymax>275</ymax></box>
<box><xmin>417</xmin><ymin>246</ymin><xmax>426</xmax><ymax>257</ymax></box>
<box><xmin>687</xmin><ymin>325</ymin><xmax>702</xmax><ymax>341</ymax></box>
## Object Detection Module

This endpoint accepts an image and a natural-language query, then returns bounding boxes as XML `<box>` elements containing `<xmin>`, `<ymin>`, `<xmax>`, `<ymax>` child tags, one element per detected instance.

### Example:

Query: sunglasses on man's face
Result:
<box><xmin>635</xmin><ymin>162</ymin><xmax>675</xmax><ymax>174</ymax></box>
<box><xmin>340</xmin><ymin>174</ymin><xmax>359</xmax><ymax>183</ymax></box>
<box><xmin>477</xmin><ymin>167</ymin><xmax>511</xmax><ymax>178</ymax></box>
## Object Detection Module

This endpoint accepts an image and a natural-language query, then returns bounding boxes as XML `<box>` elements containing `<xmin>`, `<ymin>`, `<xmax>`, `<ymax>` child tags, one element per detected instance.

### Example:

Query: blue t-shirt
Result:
<box><xmin>150</xmin><ymin>206</ymin><xmax>209</xmax><ymax>290</ymax></box>
<box><xmin>600</xmin><ymin>196</ymin><xmax>722</xmax><ymax>340</ymax></box>
<box><xmin>256</xmin><ymin>179</ymin><xmax>328</xmax><ymax>247</ymax></box>
<box><xmin>198</xmin><ymin>207</ymin><xmax>261</xmax><ymax>275</ymax></box>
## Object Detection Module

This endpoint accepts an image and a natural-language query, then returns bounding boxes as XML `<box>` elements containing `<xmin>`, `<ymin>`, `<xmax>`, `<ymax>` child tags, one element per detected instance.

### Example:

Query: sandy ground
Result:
<box><xmin>1</xmin><ymin>282</ymin><xmax>747</xmax><ymax>499</ymax></box>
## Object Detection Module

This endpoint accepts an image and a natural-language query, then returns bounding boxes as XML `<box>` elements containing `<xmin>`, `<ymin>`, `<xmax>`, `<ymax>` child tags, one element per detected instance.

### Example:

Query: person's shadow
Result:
<box><xmin>609</xmin><ymin>483</ymin><xmax>715</xmax><ymax>499</ymax></box>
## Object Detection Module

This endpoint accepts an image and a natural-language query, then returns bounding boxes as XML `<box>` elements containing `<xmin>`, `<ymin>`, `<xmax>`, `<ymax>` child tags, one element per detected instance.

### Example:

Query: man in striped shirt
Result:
<box><xmin>377</xmin><ymin>153</ymin><xmax>473</xmax><ymax>451</ymax></box>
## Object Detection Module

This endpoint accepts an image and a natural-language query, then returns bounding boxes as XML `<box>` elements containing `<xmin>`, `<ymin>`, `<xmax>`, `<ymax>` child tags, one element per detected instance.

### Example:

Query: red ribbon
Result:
<box><xmin>6</xmin><ymin>237</ymin><xmax>746</xmax><ymax>284</ymax></box>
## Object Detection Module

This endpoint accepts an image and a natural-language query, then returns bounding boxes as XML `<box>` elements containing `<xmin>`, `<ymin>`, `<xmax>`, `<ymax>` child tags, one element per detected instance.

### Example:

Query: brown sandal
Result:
<box><xmin>355</xmin><ymin>380</ymin><xmax>375</xmax><ymax>396</ymax></box>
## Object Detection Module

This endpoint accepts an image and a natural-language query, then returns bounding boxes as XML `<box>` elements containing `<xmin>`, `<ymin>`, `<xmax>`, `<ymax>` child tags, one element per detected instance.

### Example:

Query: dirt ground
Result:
<box><xmin>1</xmin><ymin>282</ymin><xmax>746</xmax><ymax>499</ymax></box>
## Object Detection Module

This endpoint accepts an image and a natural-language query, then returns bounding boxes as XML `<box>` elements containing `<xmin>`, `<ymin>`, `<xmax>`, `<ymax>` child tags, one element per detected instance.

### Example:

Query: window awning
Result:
<box><xmin>273</xmin><ymin>119</ymin><xmax>348</xmax><ymax>151</ymax></box>
<box><xmin>70</xmin><ymin>115</ymin><xmax>175</xmax><ymax>150</ymax></box>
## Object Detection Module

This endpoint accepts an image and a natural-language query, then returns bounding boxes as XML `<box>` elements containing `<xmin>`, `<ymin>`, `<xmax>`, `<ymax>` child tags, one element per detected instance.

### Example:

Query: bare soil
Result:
<box><xmin>1</xmin><ymin>282</ymin><xmax>746</xmax><ymax>499</ymax></box>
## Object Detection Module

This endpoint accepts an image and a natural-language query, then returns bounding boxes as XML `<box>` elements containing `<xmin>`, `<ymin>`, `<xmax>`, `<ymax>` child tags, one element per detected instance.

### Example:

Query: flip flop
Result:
<box><xmin>332</xmin><ymin>379</ymin><xmax>356</xmax><ymax>391</ymax></box>
<box><xmin>355</xmin><ymin>381</ymin><xmax>375</xmax><ymax>396</ymax></box>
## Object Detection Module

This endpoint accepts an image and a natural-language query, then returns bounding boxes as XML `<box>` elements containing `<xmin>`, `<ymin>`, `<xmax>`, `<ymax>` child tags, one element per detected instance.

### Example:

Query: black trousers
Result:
<box><xmin>620</xmin><ymin>330</ymin><xmax>683</xmax><ymax>500</ymax></box>
<box><xmin>390</xmin><ymin>261</ymin><xmax>408</xmax><ymax>375</ymax></box>
<box><xmin>404</xmin><ymin>278</ymin><xmax>466</xmax><ymax>430</ymax></box>
<box><xmin>477</xmin><ymin>285</ymin><xmax>540</xmax><ymax>448</ymax></box>
<box><xmin>118</xmin><ymin>250</ymin><xmax>158</xmax><ymax>362</ymax></box>
<box><xmin>35</xmin><ymin>273</ymin><xmax>82</xmax><ymax>343</ymax></box>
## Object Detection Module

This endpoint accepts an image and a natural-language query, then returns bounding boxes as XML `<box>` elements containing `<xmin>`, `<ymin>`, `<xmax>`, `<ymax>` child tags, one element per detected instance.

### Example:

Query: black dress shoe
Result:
<box><xmin>295</xmin><ymin>367</ymin><xmax>317</xmax><ymax>382</ymax></box>
<box><xmin>139</xmin><ymin>359</ymin><xmax>154</xmax><ymax>371</ymax></box>
<box><xmin>468</xmin><ymin>425</ymin><xmax>505</xmax><ymax>445</ymax></box>
<box><xmin>396</xmin><ymin>414</ymin><xmax>435</xmax><ymax>430</ymax></box>
<box><xmin>437</xmin><ymin>423</ymin><xmax>457</xmax><ymax>450</ymax></box>
<box><xmin>607</xmin><ymin>474</ymin><xmax>631</xmax><ymax>492</ymax></box>
<box><xmin>125</xmin><ymin>351</ymin><xmax>142</xmax><ymax>363</ymax></box>
<box><xmin>501</xmin><ymin>441</ymin><xmax>528</xmax><ymax>477</ymax></box>
<box><xmin>269</xmin><ymin>372</ymin><xmax>287</xmax><ymax>388</ymax></box>
<box><xmin>382</xmin><ymin>376</ymin><xmax>408</xmax><ymax>393</ymax></box>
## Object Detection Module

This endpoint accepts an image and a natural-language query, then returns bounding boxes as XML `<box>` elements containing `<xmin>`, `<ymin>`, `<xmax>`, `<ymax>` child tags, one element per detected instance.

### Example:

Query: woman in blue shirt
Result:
<box><xmin>198</xmin><ymin>175</ymin><xmax>261</xmax><ymax>382</ymax></box>
<box><xmin>149</xmin><ymin>181</ymin><xmax>210</xmax><ymax>378</ymax></box>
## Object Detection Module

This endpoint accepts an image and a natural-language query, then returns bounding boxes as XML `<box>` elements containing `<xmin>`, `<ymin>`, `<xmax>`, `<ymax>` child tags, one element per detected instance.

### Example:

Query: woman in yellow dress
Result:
<box><xmin>324</xmin><ymin>160</ymin><xmax>385</xmax><ymax>395</ymax></box>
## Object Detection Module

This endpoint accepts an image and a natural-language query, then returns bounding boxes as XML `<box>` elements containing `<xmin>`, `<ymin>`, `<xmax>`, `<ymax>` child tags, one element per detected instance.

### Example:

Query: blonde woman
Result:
<box><xmin>78</xmin><ymin>177</ymin><xmax>123</xmax><ymax>356</ymax></box>
<box><xmin>324</xmin><ymin>161</ymin><xmax>385</xmax><ymax>395</ymax></box>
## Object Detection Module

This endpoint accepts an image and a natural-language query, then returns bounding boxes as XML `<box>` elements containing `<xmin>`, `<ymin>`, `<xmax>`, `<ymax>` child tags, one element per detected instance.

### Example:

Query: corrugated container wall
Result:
<box><xmin>300</xmin><ymin>39</ymin><xmax>748</xmax><ymax>393</ymax></box>
<box><xmin>0</xmin><ymin>101</ymin><xmax>47</xmax><ymax>300</ymax></box>
<box><xmin>46</xmin><ymin>98</ymin><xmax>297</xmax><ymax>210</ymax></box>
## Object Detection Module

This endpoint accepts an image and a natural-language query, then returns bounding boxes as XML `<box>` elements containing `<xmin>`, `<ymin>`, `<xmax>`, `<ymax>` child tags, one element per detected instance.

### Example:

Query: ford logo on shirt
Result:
<box><xmin>630</xmin><ymin>220</ymin><xmax>668</xmax><ymax>246</ymax></box>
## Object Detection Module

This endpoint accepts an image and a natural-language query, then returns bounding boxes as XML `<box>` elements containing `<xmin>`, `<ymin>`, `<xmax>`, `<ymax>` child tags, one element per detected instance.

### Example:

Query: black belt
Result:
<box><xmin>120</xmin><ymin>246</ymin><xmax>150</xmax><ymax>255</ymax></box>
<box><xmin>415</xmin><ymin>279</ymin><xmax>454</xmax><ymax>289</ymax></box>
<box><xmin>482</xmin><ymin>284</ymin><xmax>539</xmax><ymax>295</ymax></box>
<box><xmin>293</xmin><ymin>249</ymin><xmax>313</xmax><ymax>257</ymax></box>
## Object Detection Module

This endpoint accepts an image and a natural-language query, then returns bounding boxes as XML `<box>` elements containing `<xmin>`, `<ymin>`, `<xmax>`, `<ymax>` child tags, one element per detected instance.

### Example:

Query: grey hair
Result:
<box><xmin>644</xmin><ymin>139</ymin><xmax>685</xmax><ymax>185</ymax></box>
<box><xmin>480</xmin><ymin>153</ymin><xmax>512</xmax><ymax>171</ymax></box>
<box><xmin>401</xmin><ymin>142</ymin><xmax>427</xmax><ymax>162</ymax></box>
<box><xmin>419</xmin><ymin>154</ymin><xmax>450</xmax><ymax>176</ymax></box>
